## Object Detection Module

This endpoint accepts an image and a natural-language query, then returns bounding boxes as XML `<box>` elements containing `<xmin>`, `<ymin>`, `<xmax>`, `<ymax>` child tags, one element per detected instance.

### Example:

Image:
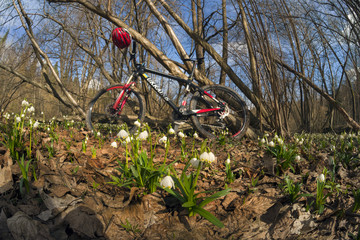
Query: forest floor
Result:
<box><xmin>0</xmin><ymin>121</ymin><xmax>360</xmax><ymax>240</ymax></box>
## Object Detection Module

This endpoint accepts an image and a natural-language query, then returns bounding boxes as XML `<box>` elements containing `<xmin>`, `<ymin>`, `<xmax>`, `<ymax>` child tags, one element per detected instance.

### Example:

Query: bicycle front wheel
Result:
<box><xmin>190</xmin><ymin>85</ymin><xmax>249</xmax><ymax>140</ymax></box>
<box><xmin>86</xmin><ymin>85</ymin><xmax>145</xmax><ymax>137</ymax></box>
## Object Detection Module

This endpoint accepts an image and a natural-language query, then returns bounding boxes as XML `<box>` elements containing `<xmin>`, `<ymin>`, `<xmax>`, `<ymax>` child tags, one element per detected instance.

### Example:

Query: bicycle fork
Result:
<box><xmin>111</xmin><ymin>74</ymin><xmax>136</xmax><ymax>115</ymax></box>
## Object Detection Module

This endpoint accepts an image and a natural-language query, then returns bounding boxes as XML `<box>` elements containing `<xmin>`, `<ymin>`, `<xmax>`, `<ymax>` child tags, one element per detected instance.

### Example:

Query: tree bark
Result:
<box><xmin>275</xmin><ymin>58</ymin><xmax>360</xmax><ymax>130</ymax></box>
<box><xmin>14</xmin><ymin>0</ymin><xmax>85</xmax><ymax>116</ymax></box>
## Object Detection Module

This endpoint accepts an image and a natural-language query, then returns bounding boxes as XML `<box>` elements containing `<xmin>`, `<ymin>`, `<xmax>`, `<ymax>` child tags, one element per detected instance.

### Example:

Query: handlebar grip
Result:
<box><xmin>130</xmin><ymin>41</ymin><xmax>137</xmax><ymax>65</ymax></box>
<box><xmin>132</xmin><ymin>41</ymin><xmax>136</xmax><ymax>53</ymax></box>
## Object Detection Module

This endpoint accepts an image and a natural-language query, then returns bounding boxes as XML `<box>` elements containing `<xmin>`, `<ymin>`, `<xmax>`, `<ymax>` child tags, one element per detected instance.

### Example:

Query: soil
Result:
<box><xmin>0</xmin><ymin>126</ymin><xmax>360</xmax><ymax>240</ymax></box>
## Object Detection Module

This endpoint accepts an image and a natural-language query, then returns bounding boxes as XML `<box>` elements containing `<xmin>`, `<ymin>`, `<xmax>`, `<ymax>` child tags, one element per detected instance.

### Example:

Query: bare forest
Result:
<box><xmin>1</xmin><ymin>1</ymin><xmax>360</xmax><ymax>239</ymax></box>
<box><xmin>0</xmin><ymin>0</ymin><xmax>359</xmax><ymax>134</ymax></box>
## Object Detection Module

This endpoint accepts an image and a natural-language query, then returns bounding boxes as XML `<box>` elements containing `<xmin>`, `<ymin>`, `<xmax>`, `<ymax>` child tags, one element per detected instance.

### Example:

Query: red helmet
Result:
<box><xmin>111</xmin><ymin>28</ymin><xmax>131</xmax><ymax>49</ymax></box>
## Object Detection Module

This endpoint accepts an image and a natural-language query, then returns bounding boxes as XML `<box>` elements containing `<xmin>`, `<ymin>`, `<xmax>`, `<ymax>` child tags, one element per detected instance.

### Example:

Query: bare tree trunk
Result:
<box><xmin>275</xmin><ymin>58</ymin><xmax>360</xmax><ymax>131</ymax></box>
<box><xmin>238</xmin><ymin>0</ymin><xmax>263</xmax><ymax>132</ymax></box>
<box><xmin>219</xmin><ymin>0</ymin><xmax>228</xmax><ymax>85</ymax></box>
<box><xmin>14</xmin><ymin>0</ymin><xmax>85</xmax><ymax>117</ymax></box>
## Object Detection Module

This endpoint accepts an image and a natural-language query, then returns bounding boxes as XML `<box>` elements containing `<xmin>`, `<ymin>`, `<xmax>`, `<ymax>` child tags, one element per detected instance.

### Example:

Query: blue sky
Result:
<box><xmin>0</xmin><ymin>0</ymin><xmax>42</xmax><ymax>36</ymax></box>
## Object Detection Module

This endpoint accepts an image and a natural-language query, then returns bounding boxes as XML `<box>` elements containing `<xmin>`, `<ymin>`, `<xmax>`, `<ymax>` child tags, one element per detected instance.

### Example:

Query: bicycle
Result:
<box><xmin>86</xmin><ymin>40</ymin><xmax>249</xmax><ymax>139</ymax></box>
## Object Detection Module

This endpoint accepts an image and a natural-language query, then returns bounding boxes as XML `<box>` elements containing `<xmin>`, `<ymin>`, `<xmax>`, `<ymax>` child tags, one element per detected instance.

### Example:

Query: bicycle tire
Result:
<box><xmin>86</xmin><ymin>84</ymin><xmax>145</xmax><ymax>137</ymax></box>
<box><xmin>190</xmin><ymin>85</ymin><xmax>249</xmax><ymax>140</ymax></box>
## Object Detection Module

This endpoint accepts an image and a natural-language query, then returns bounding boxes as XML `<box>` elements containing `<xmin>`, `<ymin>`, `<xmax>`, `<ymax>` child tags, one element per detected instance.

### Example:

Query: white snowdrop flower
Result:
<box><xmin>47</xmin><ymin>128</ymin><xmax>50</xmax><ymax>132</ymax></box>
<box><xmin>138</xmin><ymin>131</ymin><xmax>149</xmax><ymax>140</ymax></box>
<box><xmin>27</xmin><ymin>106</ymin><xmax>35</xmax><ymax>113</ymax></box>
<box><xmin>226</xmin><ymin>158</ymin><xmax>231</xmax><ymax>165</ymax></box>
<box><xmin>277</xmin><ymin>138</ymin><xmax>284</xmax><ymax>145</ymax></box>
<box><xmin>318</xmin><ymin>174</ymin><xmax>325</xmax><ymax>182</ymax></box>
<box><xmin>200</xmin><ymin>152</ymin><xmax>216</xmax><ymax>164</ymax></box>
<box><xmin>21</xmin><ymin>100</ymin><xmax>29</xmax><ymax>107</ymax></box>
<box><xmin>295</xmin><ymin>155</ymin><xmax>301</xmax><ymax>161</ymax></box>
<box><xmin>298</xmin><ymin>140</ymin><xmax>304</xmax><ymax>145</ymax></box>
<box><xmin>193</xmin><ymin>132</ymin><xmax>199</xmax><ymax>139</ymax></box>
<box><xmin>33</xmin><ymin>121</ymin><xmax>39</xmax><ymax>129</ymax></box>
<box><xmin>134</xmin><ymin>120</ymin><xmax>141</xmax><ymax>127</ymax></box>
<box><xmin>264</xmin><ymin>133</ymin><xmax>269</xmax><ymax>137</ymax></box>
<box><xmin>117</xmin><ymin>129</ymin><xmax>129</xmax><ymax>139</ymax></box>
<box><xmin>15</xmin><ymin>116</ymin><xmax>21</xmax><ymax>123</ymax></box>
<box><xmin>160</xmin><ymin>176</ymin><xmax>175</xmax><ymax>189</ymax></box>
<box><xmin>178</xmin><ymin>131</ymin><xmax>185</xmax><ymax>138</ymax></box>
<box><xmin>159</xmin><ymin>136</ymin><xmax>168</xmax><ymax>144</ymax></box>
<box><xmin>199</xmin><ymin>152</ymin><xmax>209</xmax><ymax>162</ymax></box>
<box><xmin>168</xmin><ymin>128</ymin><xmax>175</xmax><ymax>135</ymax></box>
<box><xmin>260</xmin><ymin>138</ymin><xmax>266</xmax><ymax>144</ymax></box>
<box><xmin>41</xmin><ymin>112</ymin><xmax>44</xmax><ymax>115</ymax></box>
<box><xmin>110</xmin><ymin>141</ymin><xmax>118</xmax><ymax>148</ymax></box>
<box><xmin>208</xmin><ymin>152</ymin><xmax>216</xmax><ymax>163</ymax></box>
<box><xmin>339</xmin><ymin>134</ymin><xmax>344</xmax><ymax>140</ymax></box>
<box><xmin>190</xmin><ymin>158</ymin><xmax>200</xmax><ymax>168</ymax></box>
<box><xmin>268</xmin><ymin>141</ymin><xmax>275</xmax><ymax>147</ymax></box>
<box><xmin>21</xmin><ymin>114</ymin><xmax>25</xmax><ymax>118</ymax></box>
<box><xmin>330</xmin><ymin>145</ymin><xmax>335</xmax><ymax>151</ymax></box>
<box><xmin>4</xmin><ymin>113</ymin><xmax>10</xmax><ymax>119</ymax></box>
<box><xmin>125</xmin><ymin>136</ymin><xmax>131</xmax><ymax>143</ymax></box>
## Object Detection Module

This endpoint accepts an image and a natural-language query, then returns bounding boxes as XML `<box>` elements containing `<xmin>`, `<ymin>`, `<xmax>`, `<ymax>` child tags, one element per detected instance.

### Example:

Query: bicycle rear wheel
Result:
<box><xmin>86</xmin><ymin>85</ymin><xmax>145</xmax><ymax>137</ymax></box>
<box><xmin>190</xmin><ymin>85</ymin><xmax>249</xmax><ymax>140</ymax></box>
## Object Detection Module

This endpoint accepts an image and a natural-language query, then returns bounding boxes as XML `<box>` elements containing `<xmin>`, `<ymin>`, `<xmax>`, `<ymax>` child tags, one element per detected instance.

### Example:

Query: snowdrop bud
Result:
<box><xmin>110</xmin><ymin>141</ymin><xmax>118</xmax><ymax>148</ymax></box>
<box><xmin>168</xmin><ymin>128</ymin><xmax>175</xmax><ymax>135</ymax></box>
<box><xmin>21</xmin><ymin>100</ymin><xmax>29</xmax><ymax>107</ymax></box>
<box><xmin>159</xmin><ymin>136</ymin><xmax>167</xmax><ymax>144</ymax></box>
<box><xmin>160</xmin><ymin>176</ymin><xmax>175</xmax><ymax>189</ymax></box>
<box><xmin>27</xmin><ymin>106</ymin><xmax>35</xmax><ymax>113</ymax></box>
<box><xmin>178</xmin><ymin>131</ymin><xmax>185</xmax><ymax>138</ymax></box>
<box><xmin>260</xmin><ymin>138</ymin><xmax>266</xmax><ymax>144</ymax></box>
<box><xmin>268</xmin><ymin>141</ymin><xmax>275</xmax><ymax>147</ymax></box>
<box><xmin>295</xmin><ymin>155</ymin><xmax>301</xmax><ymax>161</ymax></box>
<box><xmin>134</xmin><ymin>120</ymin><xmax>141</xmax><ymax>127</ymax></box>
<box><xmin>318</xmin><ymin>174</ymin><xmax>325</xmax><ymax>182</ymax></box>
<box><xmin>190</xmin><ymin>158</ymin><xmax>200</xmax><ymax>168</ymax></box>
<box><xmin>226</xmin><ymin>158</ymin><xmax>231</xmax><ymax>165</ymax></box>
<box><xmin>193</xmin><ymin>132</ymin><xmax>199</xmax><ymax>139</ymax></box>
<box><xmin>138</xmin><ymin>131</ymin><xmax>149</xmax><ymax>140</ymax></box>
<box><xmin>117</xmin><ymin>129</ymin><xmax>129</xmax><ymax>139</ymax></box>
<box><xmin>33</xmin><ymin>121</ymin><xmax>39</xmax><ymax>129</ymax></box>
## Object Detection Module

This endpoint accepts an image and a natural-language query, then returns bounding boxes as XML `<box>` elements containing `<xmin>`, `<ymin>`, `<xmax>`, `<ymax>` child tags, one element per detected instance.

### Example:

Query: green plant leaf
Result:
<box><xmin>192</xmin><ymin>206</ymin><xmax>224</xmax><ymax>228</ymax></box>
<box><xmin>182</xmin><ymin>201</ymin><xmax>196</xmax><ymax>208</ymax></box>
<box><xmin>162</xmin><ymin>186</ymin><xmax>186</xmax><ymax>203</ymax></box>
<box><xmin>198</xmin><ymin>188</ymin><xmax>231</xmax><ymax>208</ymax></box>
